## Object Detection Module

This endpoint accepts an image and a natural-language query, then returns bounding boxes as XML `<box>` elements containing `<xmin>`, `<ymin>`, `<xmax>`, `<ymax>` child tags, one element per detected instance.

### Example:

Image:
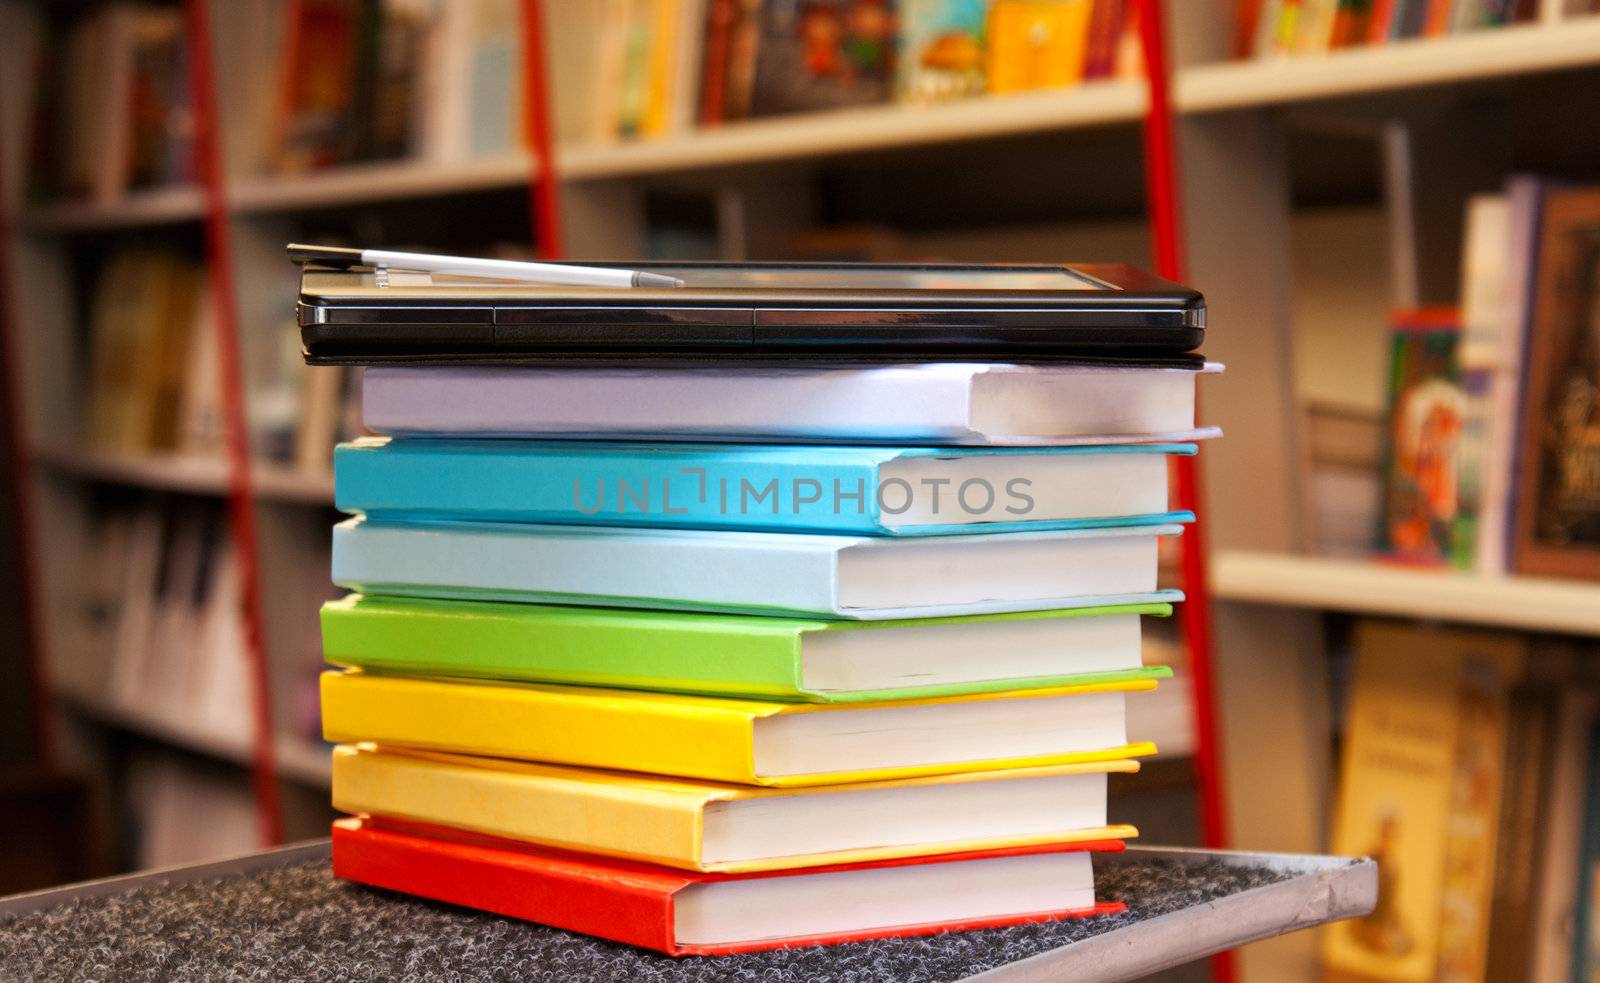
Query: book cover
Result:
<box><xmin>331</xmin><ymin>744</ymin><xmax>1141</xmax><ymax>872</ymax></box>
<box><xmin>1323</xmin><ymin>620</ymin><xmax>1524</xmax><ymax>981</ymax></box>
<box><xmin>984</xmin><ymin>1</ymin><xmax>1093</xmax><ymax>93</ymax></box>
<box><xmin>748</xmin><ymin>0</ymin><xmax>895</xmax><ymax>117</ymax></box>
<box><xmin>320</xmin><ymin>670</ymin><xmax>1159</xmax><ymax>787</ymax></box>
<box><xmin>333</xmin><ymin>437</ymin><xmax>1195</xmax><ymax>536</ymax></box>
<box><xmin>1378</xmin><ymin>309</ymin><xmax>1466</xmax><ymax>567</ymax></box>
<box><xmin>897</xmin><ymin>0</ymin><xmax>987</xmax><ymax>102</ymax></box>
<box><xmin>1512</xmin><ymin>187</ymin><xmax>1600</xmax><ymax>581</ymax></box>
<box><xmin>330</xmin><ymin>515</ymin><xmax>1183</xmax><ymax>620</ymax></box>
<box><xmin>331</xmin><ymin>817</ymin><xmax>1125</xmax><ymax>956</ymax></box>
<box><xmin>321</xmin><ymin>593</ymin><xmax>1173</xmax><ymax>702</ymax></box>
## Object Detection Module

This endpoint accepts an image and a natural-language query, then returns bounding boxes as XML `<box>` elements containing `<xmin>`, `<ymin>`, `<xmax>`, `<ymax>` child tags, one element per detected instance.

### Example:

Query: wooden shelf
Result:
<box><xmin>32</xmin><ymin>444</ymin><xmax>333</xmax><ymax>505</ymax></box>
<box><xmin>55</xmin><ymin>681</ymin><xmax>331</xmax><ymax>786</ymax></box>
<box><xmin>19</xmin><ymin>186</ymin><xmax>206</xmax><ymax>232</ymax></box>
<box><xmin>230</xmin><ymin>154</ymin><xmax>533</xmax><ymax>214</ymax></box>
<box><xmin>1178</xmin><ymin>16</ymin><xmax>1600</xmax><ymax>113</ymax></box>
<box><xmin>1211</xmin><ymin>549</ymin><xmax>1600</xmax><ymax>637</ymax></box>
<box><xmin>562</xmin><ymin>79</ymin><xmax>1147</xmax><ymax>179</ymax></box>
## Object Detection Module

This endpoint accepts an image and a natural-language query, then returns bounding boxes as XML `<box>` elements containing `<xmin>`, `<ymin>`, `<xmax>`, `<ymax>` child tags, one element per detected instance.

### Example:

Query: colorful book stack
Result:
<box><xmin>321</xmin><ymin>359</ymin><xmax>1217</xmax><ymax>955</ymax></box>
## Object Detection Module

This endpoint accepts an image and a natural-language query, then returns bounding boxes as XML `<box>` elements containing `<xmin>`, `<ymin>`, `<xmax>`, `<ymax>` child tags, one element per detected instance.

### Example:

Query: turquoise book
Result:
<box><xmin>333</xmin><ymin>437</ymin><xmax>1195</xmax><ymax>536</ymax></box>
<box><xmin>322</xmin><ymin>594</ymin><xmax>1174</xmax><ymax>704</ymax></box>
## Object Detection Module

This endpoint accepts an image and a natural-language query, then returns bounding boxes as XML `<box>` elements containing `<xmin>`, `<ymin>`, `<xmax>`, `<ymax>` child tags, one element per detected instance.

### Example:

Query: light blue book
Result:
<box><xmin>334</xmin><ymin>437</ymin><xmax>1195</xmax><ymax>537</ymax></box>
<box><xmin>331</xmin><ymin>516</ymin><xmax>1184</xmax><ymax>621</ymax></box>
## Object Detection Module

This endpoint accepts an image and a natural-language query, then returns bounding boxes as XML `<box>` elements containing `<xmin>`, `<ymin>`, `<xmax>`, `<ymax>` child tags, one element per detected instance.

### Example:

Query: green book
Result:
<box><xmin>322</xmin><ymin>595</ymin><xmax>1173</xmax><ymax>704</ymax></box>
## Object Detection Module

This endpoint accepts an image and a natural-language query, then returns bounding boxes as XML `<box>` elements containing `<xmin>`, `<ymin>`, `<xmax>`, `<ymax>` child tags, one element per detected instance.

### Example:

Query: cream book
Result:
<box><xmin>332</xmin><ymin>745</ymin><xmax>1138</xmax><ymax>873</ymax></box>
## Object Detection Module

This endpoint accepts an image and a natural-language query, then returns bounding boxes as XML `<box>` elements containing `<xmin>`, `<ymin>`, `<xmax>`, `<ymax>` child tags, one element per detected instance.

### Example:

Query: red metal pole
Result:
<box><xmin>0</xmin><ymin>87</ymin><xmax>55</xmax><ymax>769</ymax></box>
<box><xmin>1132</xmin><ymin>1</ymin><xmax>1234</xmax><ymax>977</ymax></box>
<box><xmin>520</xmin><ymin>0</ymin><xmax>565</xmax><ymax>259</ymax></box>
<box><xmin>184</xmin><ymin>0</ymin><xmax>283</xmax><ymax>846</ymax></box>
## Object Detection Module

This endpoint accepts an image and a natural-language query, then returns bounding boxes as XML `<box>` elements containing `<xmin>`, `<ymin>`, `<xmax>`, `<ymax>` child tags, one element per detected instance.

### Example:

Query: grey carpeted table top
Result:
<box><xmin>0</xmin><ymin>850</ymin><xmax>1303</xmax><ymax>983</ymax></box>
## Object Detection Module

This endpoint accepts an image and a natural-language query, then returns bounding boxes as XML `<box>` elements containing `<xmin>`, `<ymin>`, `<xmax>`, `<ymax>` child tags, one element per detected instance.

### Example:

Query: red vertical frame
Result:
<box><xmin>1134</xmin><ymin>0</ymin><xmax>1233</xmax><ymax>978</ymax></box>
<box><xmin>520</xmin><ymin>0</ymin><xmax>564</xmax><ymax>259</ymax></box>
<box><xmin>184</xmin><ymin>0</ymin><xmax>283</xmax><ymax>846</ymax></box>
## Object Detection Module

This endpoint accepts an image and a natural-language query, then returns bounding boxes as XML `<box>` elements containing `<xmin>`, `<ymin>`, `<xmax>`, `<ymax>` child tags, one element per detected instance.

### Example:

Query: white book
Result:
<box><xmin>1477</xmin><ymin>177</ymin><xmax>1545</xmax><ymax>575</ymax></box>
<box><xmin>363</xmin><ymin>362</ymin><xmax>1222</xmax><ymax>445</ymax></box>
<box><xmin>331</xmin><ymin>516</ymin><xmax>1181</xmax><ymax>620</ymax></box>
<box><xmin>109</xmin><ymin>508</ymin><xmax>165</xmax><ymax>705</ymax></box>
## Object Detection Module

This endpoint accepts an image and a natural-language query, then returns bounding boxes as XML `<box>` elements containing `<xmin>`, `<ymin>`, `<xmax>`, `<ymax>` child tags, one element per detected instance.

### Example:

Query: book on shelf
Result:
<box><xmin>330</xmin><ymin>516</ymin><xmax>1183</xmax><ymax>619</ymax></box>
<box><xmin>320</xmin><ymin>670</ymin><xmax>1157</xmax><ymax>786</ymax></box>
<box><xmin>743</xmin><ymin>0</ymin><xmax>896</xmax><ymax>119</ymax></box>
<box><xmin>1571</xmin><ymin>717</ymin><xmax>1600</xmax><ymax>980</ymax></box>
<box><xmin>1243</xmin><ymin>0</ymin><xmax>1569</xmax><ymax>59</ymax></box>
<box><xmin>361</xmin><ymin>361</ymin><xmax>1222</xmax><ymax>445</ymax></box>
<box><xmin>331</xmin><ymin>744</ymin><xmax>1139</xmax><ymax>872</ymax></box>
<box><xmin>1512</xmin><ymin>186</ymin><xmax>1600</xmax><ymax>581</ymax></box>
<box><xmin>321</xmin><ymin>593</ymin><xmax>1171</xmax><ymax>702</ymax></box>
<box><xmin>985</xmin><ymin>1</ymin><xmax>1095</xmax><ymax>95</ymax></box>
<box><xmin>1324</xmin><ymin>619</ymin><xmax>1527</xmax><ymax>982</ymax></box>
<box><xmin>77</xmin><ymin>248</ymin><xmax>348</xmax><ymax>474</ymax></box>
<box><xmin>898</xmin><ymin>0</ymin><xmax>987</xmax><ymax>103</ymax></box>
<box><xmin>271</xmin><ymin>0</ymin><xmax>435</xmax><ymax>172</ymax></box>
<box><xmin>1526</xmin><ymin>689</ymin><xmax>1598</xmax><ymax>982</ymax></box>
<box><xmin>331</xmin><ymin>817</ymin><xmax>1123</xmax><ymax>956</ymax></box>
<box><xmin>65</xmin><ymin>501</ymin><xmax>253</xmax><ymax>746</ymax></box>
<box><xmin>1376</xmin><ymin>308</ymin><xmax>1469</xmax><ymax>567</ymax></box>
<box><xmin>1366</xmin><ymin>173</ymin><xmax>1600</xmax><ymax>580</ymax></box>
<box><xmin>84</xmin><ymin>251</ymin><xmax>204</xmax><ymax>455</ymax></box>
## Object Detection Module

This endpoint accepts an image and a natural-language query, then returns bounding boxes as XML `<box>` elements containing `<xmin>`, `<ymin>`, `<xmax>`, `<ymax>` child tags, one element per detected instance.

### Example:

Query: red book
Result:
<box><xmin>1423</xmin><ymin>0</ymin><xmax>1453</xmax><ymax>35</ymax></box>
<box><xmin>1083</xmin><ymin>0</ymin><xmax>1129</xmax><ymax>79</ymax></box>
<box><xmin>332</xmin><ymin>817</ymin><xmax>1126</xmax><ymax>956</ymax></box>
<box><xmin>698</xmin><ymin>0</ymin><xmax>735</xmax><ymax>127</ymax></box>
<box><xmin>1366</xmin><ymin>0</ymin><xmax>1397</xmax><ymax>43</ymax></box>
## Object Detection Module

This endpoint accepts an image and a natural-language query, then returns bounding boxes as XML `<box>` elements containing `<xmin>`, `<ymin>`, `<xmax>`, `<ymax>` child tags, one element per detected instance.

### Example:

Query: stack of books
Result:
<box><xmin>321</xmin><ymin>358</ymin><xmax>1218</xmax><ymax>955</ymax></box>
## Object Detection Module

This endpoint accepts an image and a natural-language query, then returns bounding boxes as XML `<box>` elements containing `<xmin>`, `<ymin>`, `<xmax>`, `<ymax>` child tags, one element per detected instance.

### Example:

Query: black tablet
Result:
<box><xmin>297</xmin><ymin>261</ymin><xmax>1205</xmax><ymax>364</ymax></box>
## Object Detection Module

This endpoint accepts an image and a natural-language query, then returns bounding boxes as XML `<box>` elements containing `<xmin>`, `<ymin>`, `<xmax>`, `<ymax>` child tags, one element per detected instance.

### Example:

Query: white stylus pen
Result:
<box><xmin>286</xmin><ymin>243</ymin><xmax>685</xmax><ymax>288</ymax></box>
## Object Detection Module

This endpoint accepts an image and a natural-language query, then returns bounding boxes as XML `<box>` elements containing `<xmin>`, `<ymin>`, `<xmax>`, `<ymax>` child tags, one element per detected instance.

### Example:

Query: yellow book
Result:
<box><xmin>333</xmin><ymin>744</ymin><xmax>1140</xmax><ymax>873</ymax></box>
<box><xmin>985</xmin><ymin>0</ymin><xmax>1093</xmax><ymax>94</ymax></box>
<box><xmin>321</xmin><ymin>670</ymin><xmax>1158</xmax><ymax>788</ymax></box>
<box><xmin>1323</xmin><ymin>621</ymin><xmax>1524</xmax><ymax>982</ymax></box>
<box><xmin>640</xmin><ymin>0</ymin><xmax>680</xmax><ymax>137</ymax></box>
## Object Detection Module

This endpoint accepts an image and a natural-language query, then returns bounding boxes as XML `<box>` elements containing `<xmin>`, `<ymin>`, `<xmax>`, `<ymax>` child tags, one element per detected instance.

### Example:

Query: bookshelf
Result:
<box><xmin>1211</xmin><ymin>550</ymin><xmax>1600</xmax><ymax>637</ymax></box>
<box><xmin>32</xmin><ymin>445</ymin><xmax>333</xmax><ymax>504</ymax></box>
<box><xmin>3</xmin><ymin>2</ymin><xmax>1600</xmax><ymax>977</ymax></box>
<box><xmin>1177</xmin><ymin>15</ymin><xmax>1600</xmax><ymax>110</ymax></box>
<box><xmin>53</xmin><ymin>678</ymin><xmax>330</xmax><ymax>787</ymax></box>
<box><xmin>11</xmin><ymin>16</ymin><xmax>1600</xmax><ymax>229</ymax></box>
<box><xmin>18</xmin><ymin>185</ymin><xmax>206</xmax><ymax>232</ymax></box>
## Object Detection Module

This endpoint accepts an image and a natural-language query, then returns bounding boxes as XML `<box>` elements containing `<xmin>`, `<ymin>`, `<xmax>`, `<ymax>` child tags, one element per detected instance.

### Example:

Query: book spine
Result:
<box><xmin>331</xmin><ymin>818</ymin><xmax>683</xmax><ymax>953</ymax></box>
<box><xmin>698</xmin><ymin>0</ymin><xmax>734</xmax><ymax>125</ymax></box>
<box><xmin>1366</xmin><ymin>0</ymin><xmax>1397</xmax><ymax>42</ymax></box>
<box><xmin>321</xmin><ymin>670</ymin><xmax>765</xmax><ymax>784</ymax></box>
<box><xmin>1083</xmin><ymin>0</ymin><xmax>1127</xmax><ymax>78</ymax></box>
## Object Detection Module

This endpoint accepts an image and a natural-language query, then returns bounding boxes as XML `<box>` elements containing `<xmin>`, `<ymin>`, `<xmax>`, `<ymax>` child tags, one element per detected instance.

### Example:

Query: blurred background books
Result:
<box><xmin>4</xmin><ymin>1</ymin><xmax>1600</xmax><ymax>980</ymax></box>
